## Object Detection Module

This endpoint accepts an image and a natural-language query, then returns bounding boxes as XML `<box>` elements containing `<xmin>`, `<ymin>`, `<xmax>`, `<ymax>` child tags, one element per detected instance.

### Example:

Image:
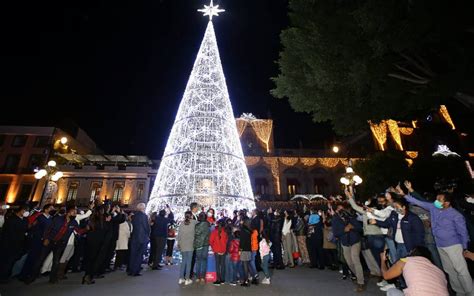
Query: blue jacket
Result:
<box><xmin>375</xmin><ymin>210</ymin><xmax>425</xmax><ymax>252</ymax></box>
<box><xmin>44</xmin><ymin>215</ymin><xmax>78</xmax><ymax>243</ymax></box>
<box><xmin>30</xmin><ymin>214</ymin><xmax>52</xmax><ymax>240</ymax></box>
<box><xmin>131</xmin><ymin>211</ymin><xmax>150</xmax><ymax>244</ymax></box>
<box><xmin>331</xmin><ymin>213</ymin><xmax>363</xmax><ymax>247</ymax></box>
<box><xmin>151</xmin><ymin>213</ymin><xmax>174</xmax><ymax>238</ymax></box>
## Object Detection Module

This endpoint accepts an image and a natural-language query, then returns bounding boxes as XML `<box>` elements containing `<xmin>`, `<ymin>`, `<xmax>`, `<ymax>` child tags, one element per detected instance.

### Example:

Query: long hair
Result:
<box><xmin>184</xmin><ymin>211</ymin><xmax>192</xmax><ymax>225</ymax></box>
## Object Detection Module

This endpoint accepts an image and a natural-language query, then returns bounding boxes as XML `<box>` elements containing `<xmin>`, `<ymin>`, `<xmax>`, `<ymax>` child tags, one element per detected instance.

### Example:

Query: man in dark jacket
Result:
<box><xmin>332</xmin><ymin>204</ymin><xmax>365</xmax><ymax>292</ymax></box>
<box><xmin>0</xmin><ymin>206</ymin><xmax>28</xmax><ymax>283</ymax></box>
<box><xmin>268</xmin><ymin>208</ymin><xmax>284</xmax><ymax>269</ymax></box>
<box><xmin>150</xmin><ymin>208</ymin><xmax>174</xmax><ymax>270</ymax></box>
<box><xmin>102</xmin><ymin>205</ymin><xmax>126</xmax><ymax>273</ymax></box>
<box><xmin>128</xmin><ymin>203</ymin><xmax>150</xmax><ymax>276</ymax></box>
<box><xmin>19</xmin><ymin>203</ymin><xmax>54</xmax><ymax>281</ymax></box>
<box><xmin>26</xmin><ymin>204</ymin><xmax>78</xmax><ymax>284</ymax></box>
<box><xmin>371</xmin><ymin>197</ymin><xmax>424</xmax><ymax>259</ymax></box>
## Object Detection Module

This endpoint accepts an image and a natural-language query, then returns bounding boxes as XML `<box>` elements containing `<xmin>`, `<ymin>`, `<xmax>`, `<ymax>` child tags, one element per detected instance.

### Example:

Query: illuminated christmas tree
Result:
<box><xmin>147</xmin><ymin>1</ymin><xmax>255</xmax><ymax>214</ymax></box>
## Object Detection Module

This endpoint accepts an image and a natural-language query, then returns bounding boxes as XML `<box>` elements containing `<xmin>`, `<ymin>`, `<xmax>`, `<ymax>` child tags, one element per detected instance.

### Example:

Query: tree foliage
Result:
<box><xmin>353</xmin><ymin>151</ymin><xmax>409</xmax><ymax>199</ymax></box>
<box><xmin>272</xmin><ymin>0</ymin><xmax>474</xmax><ymax>135</ymax></box>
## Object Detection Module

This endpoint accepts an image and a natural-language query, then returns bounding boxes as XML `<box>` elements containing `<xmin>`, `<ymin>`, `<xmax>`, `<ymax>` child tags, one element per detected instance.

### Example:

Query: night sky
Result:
<box><xmin>0</xmin><ymin>0</ymin><xmax>334</xmax><ymax>158</ymax></box>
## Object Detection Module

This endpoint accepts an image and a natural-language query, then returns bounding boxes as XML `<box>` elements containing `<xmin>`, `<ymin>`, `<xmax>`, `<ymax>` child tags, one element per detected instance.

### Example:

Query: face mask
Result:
<box><xmin>395</xmin><ymin>209</ymin><xmax>404</xmax><ymax>216</ymax></box>
<box><xmin>434</xmin><ymin>200</ymin><xmax>444</xmax><ymax>209</ymax></box>
<box><xmin>23</xmin><ymin>211</ymin><xmax>30</xmax><ymax>218</ymax></box>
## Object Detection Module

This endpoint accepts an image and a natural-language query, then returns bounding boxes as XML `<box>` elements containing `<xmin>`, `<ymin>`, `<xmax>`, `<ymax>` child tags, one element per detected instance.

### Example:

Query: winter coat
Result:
<box><xmin>251</xmin><ymin>229</ymin><xmax>259</xmax><ymax>252</ymax></box>
<box><xmin>116</xmin><ymin>221</ymin><xmax>132</xmax><ymax>250</ymax></box>
<box><xmin>239</xmin><ymin>226</ymin><xmax>252</xmax><ymax>251</ymax></box>
<box><xmin>375</xmin><ymin>210</ymin><xmax>425</xmax><ymax>252</ymax></box>
<box><xmin>331</xmin><ymin>213</ymin><xmax>363</xmax><ymax>247</ymax></box>
<box><xmin>194</xmin><ymin>221</ymin><xmax>211</xmax><ymax>249</ymax></box>
<box><xmin>177</xmin><ymin>220</ymin><xmax>197</xmax><ymax>252</ymax></box>
<box><xmin>210</xmin><ymin>228</ymin><xmax>228</xmax><ymax>254</ymax></box>
<box><xmin>229</xmin><ymin>239</ymin><xmax>240</xmax><ymax>262</ymax></box>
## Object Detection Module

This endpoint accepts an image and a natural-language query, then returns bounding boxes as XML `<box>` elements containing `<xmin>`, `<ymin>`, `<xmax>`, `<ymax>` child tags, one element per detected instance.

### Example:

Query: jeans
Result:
<box><xmin>249</xmin><ymin>252</ymin><xmax>257</xmax><ymax>277</ymax></box>
<box><xmin>180</xmin><ymin>251</ymin><xmax>193</xmax><ymax>280</ymax></box>
<box><xmin>396</xmin><ymin>243</ymin><xmax>408</xmax><ymax>260</ymax></box>
<box><xmin>230</xmin><ymin>261</ymin><xmax>240</xmax><ymax>282</ymax></box>
<box><xmin>224</xmin><ymin>254</ymin><xmax>232</xmax><ymax>283</ymax></box>
<box><xmin>215</xmin><ymin>254</ymin><xmax>226</xmax><ymax>282</ymax></box>
<box><xmin>367</xmin><ymin>235</ymin><xmax>385</xmax><ymax>267</ymax></box>
<box><xmin>195</xmin><ymin>247</ymin><xmax>208</xmax><ymax>279</ymax></box>
<box><xmin>386</xmin><ymin>238</ymin><xmax>398</xmax><ymax>263</ymax></box>
<box><xmin>261</xmin><ymin>255</ymin><xmax>270</xmax><ymax>278</ymax></box>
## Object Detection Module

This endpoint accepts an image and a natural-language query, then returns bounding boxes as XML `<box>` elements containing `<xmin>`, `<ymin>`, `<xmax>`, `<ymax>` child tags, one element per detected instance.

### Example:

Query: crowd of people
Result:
<box><xmin>0</xmin><ymin>179</ymin><xmax>473</xmax><ymax>295</ymax></box>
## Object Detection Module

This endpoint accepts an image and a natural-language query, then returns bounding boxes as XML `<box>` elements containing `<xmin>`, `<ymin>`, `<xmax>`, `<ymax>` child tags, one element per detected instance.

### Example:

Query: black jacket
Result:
<box><xmin>239</xmin><ymin>226</ymin><xmax>252</xmax><ymax>251</ymax></box>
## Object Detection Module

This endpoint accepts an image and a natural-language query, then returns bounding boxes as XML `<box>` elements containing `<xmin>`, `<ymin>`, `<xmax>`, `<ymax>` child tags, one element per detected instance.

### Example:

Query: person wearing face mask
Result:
<box><xmin>370</xmin><ymin>198</ymin><xmax>425</xmax><ymax>260</ymax></box>
<box><xmin>332</xmin><ymin>203</ymin><xmax>365</xmax><ymax>292</ymax></box>
<box><xmin>19</xmin><ymin>204</ymin><xmax>55</xmax><ymax>281</ymax></box>
<box><xmin>404</xmin><ymin>184</ymin><xmax>473</xmax><ymax>296</ymax></box>
<box><xmin>206</xmin><ymin>208</ymin><xmax>216</xmax><ymax>225</ymax></box>
<box><xmin>24</xmin><ymin>204</ymin><xmax>78</xmax><ymax>284</ymax></box>
<box><xmin>0</xmin><ymin>206</ymin><xmax>29</xmax><ymax>283</ymax></box>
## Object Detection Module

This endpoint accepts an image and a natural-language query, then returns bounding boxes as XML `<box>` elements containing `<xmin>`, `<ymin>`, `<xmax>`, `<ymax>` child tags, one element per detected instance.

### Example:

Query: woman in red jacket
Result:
<box><xmin>209</xmin><ymin>220</ymin><xmax>228</xmax><ymax>285</ymax></box>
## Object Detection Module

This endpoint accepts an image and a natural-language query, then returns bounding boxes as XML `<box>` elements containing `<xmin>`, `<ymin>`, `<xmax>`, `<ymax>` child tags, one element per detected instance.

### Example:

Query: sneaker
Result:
<box><xmin>213</xmin><ymin>281</ymin><xmax>221</xmax><ymax>286</ymax></box>
<box><xmin>240</xmin><ymin>281</ymin><xmax>250</xmax><ymax>287</ymax></box>
<box><xmin>229</xmin><ymin>282</ymin><xmax>237</xmax><ymax>286</ymax></box>
<box><xmin>178</xmin><ymin>278</ymin><xmax>185</xmax><ymax>284</ymax></box>
<box><xmin>251</xmin><ymin>278</ymin><xmax>259</xmax><ymax>285</ymax></box>
<box><xmin>185</xmin><ymin>279</ymin><xmax>193</xmax><ymax>286</ymax></box>
<box><xmin>380</xmin><ymin>284</ymin><xmax>396</xmax><ymax>291</ymax></box>
<box><xmin>261</xmin><ymin>278</ymin><xmax>271</xmax><ymax>285</ymax></box>
<box><xmin>377</xmin><ymin>280</ymin><xmax>388</xmax><ymax>287</ymax></box>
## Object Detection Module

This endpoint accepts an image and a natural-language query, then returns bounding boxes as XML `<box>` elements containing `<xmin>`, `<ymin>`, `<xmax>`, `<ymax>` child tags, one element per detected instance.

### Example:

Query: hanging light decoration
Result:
<box><xmin>369</xmin><ymin>121</ymin><xmax>388</xmax><ymax>151</ymax></box>
<box><xmin>386</xmin><ymin>119</ymin><xmax>404</xmax><ymax>151</ymax></box>
<box><xmin>439</xmin><ymin>105</ymin><xmax>456</xmax><ymax>130</ymax></box>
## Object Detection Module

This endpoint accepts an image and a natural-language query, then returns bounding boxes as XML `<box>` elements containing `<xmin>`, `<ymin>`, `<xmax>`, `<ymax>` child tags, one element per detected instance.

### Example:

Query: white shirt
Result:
<box><xmin>372</xmin><ymin>206</ymin><xmax>395</xmax><ymax>235</ymax></box>
<box><xmin>0</xmin><ymin>215</ymin><xmax>4</xmax><ymax>228</ymax></box>
<box><xmin>282</xmin><ymin>218</ymin><xmax>292</xmax><ymax>235</ymax></box>
<box><xmin>395</xmin><ymin>214</ymin><xmax>404</xmax><ymax>243</ymax></box>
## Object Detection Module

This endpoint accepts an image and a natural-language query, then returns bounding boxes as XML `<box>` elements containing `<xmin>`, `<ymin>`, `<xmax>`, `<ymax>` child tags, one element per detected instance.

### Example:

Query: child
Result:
<box><xmin>228</xmin><ymin>230</ymin><xmax>241</xmax><ymax>286</ymax></box>
<box><xmin>259</xmin><ymin>229</ymin><xmax>272</xmax><ymax>284</ymax></box>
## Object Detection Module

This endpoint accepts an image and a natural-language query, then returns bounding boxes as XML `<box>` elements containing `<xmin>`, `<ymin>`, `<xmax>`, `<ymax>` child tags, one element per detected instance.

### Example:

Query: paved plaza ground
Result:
<box><xmin>0</xmin><ymin>264</ymin><xmax>385</xmax><ymax>296</ymax></box>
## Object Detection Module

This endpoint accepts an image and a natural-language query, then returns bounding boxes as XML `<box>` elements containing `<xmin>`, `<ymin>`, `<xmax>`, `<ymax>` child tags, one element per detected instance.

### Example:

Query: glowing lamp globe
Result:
<box><xmin>48</xmin><ymin>160</ymin><xmax>57</xmax><ymax>167</ymax></box>
<box><xmin>340</xmin><ymin>177</ymin><xmax>350</xmax><ymax>186</ymax></box>
<box><xmin>60</xmin><ymin>137</ymin><xmax>68</xmax><ymax>145</ymax></box>
<box><xmin>332</xmin><ymin>146</ymin><xmax>340</xmax><ymax>153</ymax></box>
<box><xmin>353</xmin><ymin>175</ymin><xmax>363</xmax><ymax>185</ymax></box>
<box><xmin>346</xmin><ymin>167</ymin><xmax>354</xmax><ymax>174</ymax></box>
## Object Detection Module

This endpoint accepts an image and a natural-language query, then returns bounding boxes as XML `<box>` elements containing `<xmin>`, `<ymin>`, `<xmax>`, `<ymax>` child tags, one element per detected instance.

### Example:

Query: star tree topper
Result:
<box><xmin>198</xmin><ymin>0</ymin><xmax>225</xmax><ymax>21</ymax></box>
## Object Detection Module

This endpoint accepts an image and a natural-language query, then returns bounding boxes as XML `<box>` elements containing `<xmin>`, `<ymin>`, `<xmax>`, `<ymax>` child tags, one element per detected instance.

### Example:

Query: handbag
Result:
<box><xmin>291</xmin><ymin>232</ymin><xmax>301</xmax><ymax>260</ymax></box>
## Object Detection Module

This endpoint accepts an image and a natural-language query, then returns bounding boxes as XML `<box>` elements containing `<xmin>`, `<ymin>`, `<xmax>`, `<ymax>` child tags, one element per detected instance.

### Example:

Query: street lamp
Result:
<box><xmin>332</xmin><ymin>145</ymin><xmax>340</xmax><ymax>153</ymax></box>
<box><xmin>35</xmin><ymin>160</ymin><xmax>64</xmax><ymax>205</ymax></box>
<box><xmin>340</xmin><ymin>162</ymin><xmax>363</xmax><ymax>186</ymax></box>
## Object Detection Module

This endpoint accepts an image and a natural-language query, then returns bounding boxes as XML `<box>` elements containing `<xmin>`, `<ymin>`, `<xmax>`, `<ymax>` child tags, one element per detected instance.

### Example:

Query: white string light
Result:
<box><xmin>147</xmin><ymin>5</ymin><xmax>254</xmax><ymax>215</ymax></box>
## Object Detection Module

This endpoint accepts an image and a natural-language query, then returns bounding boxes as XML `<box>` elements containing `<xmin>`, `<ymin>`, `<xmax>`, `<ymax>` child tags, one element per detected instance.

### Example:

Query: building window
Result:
<box><xmin>4</xmin><ymin>154</ymin><xmax>21</xmax><ymax>172</ymax></box>
<box><xmin>112</xmin><ymin>183</ymin><xmax>124</xmax><ymax>202</ymax></box>
<box><xmin>90</xmin><ymin>182</ymin><xmax>102</xmax><ymax>200</ymax></box>
<box><xmin>287</xmin><ymin>178</ymin><xmax>299</xmax><ymax>195</ymax></box>
<box><xmin>254</xmin><ymin>178</ymin><xmax>269</xmax><ymax>195</ymax></box>
<box><xmin>29</xmin><ymin>154</ymin><xmax>45</xmax><ymax>170</ymax></box>
<box><xmin>11</xmin><ymin>135</ymin><xmax>28</xmax><ymax>147</ymax></box>
<box><xmin>0</xmin><ymin>183</ymin><xmax>10</xmax><ymax>202</ymax></box>
<box><xmin>314</xmin><ymin>178</ymin><xmax>327</xmax><ymax>195</ymax></box>
<box><xmin>34</xmin><ymin>136</ymin><xmax>50</xmax><ymax>148</ymax></box>
<box><xmin>67</xmin><ymin>182</ymin><xmax>79</xmax><ymax>201</ymax></box>
<box><xmin>17</xmin><ymin>183</ymin><xmax>33</xmax><ymax>203</ymax></box>
<box><xmin>137</xmin><ymin>183</ymin><xmax>144</xmax><ymax>200</ymax></box>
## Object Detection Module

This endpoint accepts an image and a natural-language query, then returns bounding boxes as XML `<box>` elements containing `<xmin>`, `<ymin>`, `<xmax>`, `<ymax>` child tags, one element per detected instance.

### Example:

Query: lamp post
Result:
<box><xmin>35</xmin><ymin>160</ymin><xmax>64</xmax><ymax>206</ymax></box>
<box><xmin>340</xmin><ymin>161</ymin><xmax>363</xmax><ymax>187</ymax></box>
